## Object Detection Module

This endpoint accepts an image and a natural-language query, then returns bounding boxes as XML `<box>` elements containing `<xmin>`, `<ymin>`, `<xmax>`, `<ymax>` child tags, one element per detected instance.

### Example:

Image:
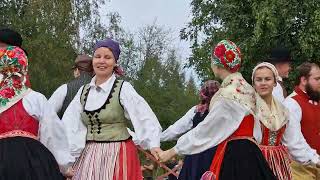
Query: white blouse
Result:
<box><xmin>173</xmin><ymin>98</ymin><xmax>262</xmax><ymax>155</ymax></box>
<box><xmin>282</xmin><ymin>94</ymin><xmax>320</xmax><ymax>164</ymax></box>
<box><xmin>160</xmin><ymin>106</ymin><xmax>196</xmax><ymax>141</ymax></box>
<box><xmin>272</xmin><ymin>82</ymin><xmax>285</xmax><ymax>103</ymax></box>
<box><xmin>62</xmin><ymin>74</ymin><xmax>162</xmax><ymax>160</ymax></box>
<box><xmin>48</xmin><ymin>84</ymin><xmax>67</xmax><ymax>113</ymax></box>
<box><xmin>23</xmin><ymin>90</ymin><xmax>74</xmax><ymax>169</ymax></box>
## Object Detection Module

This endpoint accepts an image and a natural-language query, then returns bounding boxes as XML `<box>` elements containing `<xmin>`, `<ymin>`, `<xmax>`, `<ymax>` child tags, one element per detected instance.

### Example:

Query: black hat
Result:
<box><xmin>0</xmin><ymin>28</ymin><xmax>23</xmax><ymax>47</ymax></box>
<box><xmin>267</xmin><ymin>47</ymin><xmax>292</xmax><ymax>63</ymax></box>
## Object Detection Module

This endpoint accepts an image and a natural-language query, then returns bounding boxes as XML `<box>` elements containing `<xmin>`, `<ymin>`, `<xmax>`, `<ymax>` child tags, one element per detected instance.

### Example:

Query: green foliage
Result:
<box><xmin>1</xmin><ymin>2</ymin><xmax>199</xmax><ymax>144</ymax></box>
<box><xmin>181</xmin><ymin>0</ymin><xmax>320</xmax><ymax>89</ymax></box>
<box><xmin>132</xmin><ymin>24</ymin><xmax>199</xmax><ymax>149</ymax></box>
<box><xmin>0</xmin><ymin>0</ymin><xmax>110</xmax><ymax>97</ymax></box>
<box><xmin>1</xmin><ymin>0</ymin><xmax>75</xmax><ymax>96</ymax></box>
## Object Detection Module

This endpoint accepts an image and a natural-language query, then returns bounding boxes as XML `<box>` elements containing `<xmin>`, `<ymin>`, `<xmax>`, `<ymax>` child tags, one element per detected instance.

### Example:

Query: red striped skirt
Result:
<box><xmin>71</xmin><ymin>139</ymin><xmax>142</xmax><ymax>180</ymax></box>
<box><xmin>260</xmin><ymin>144</ymin><xmax>292</xmax><ymax>180</ymax></box>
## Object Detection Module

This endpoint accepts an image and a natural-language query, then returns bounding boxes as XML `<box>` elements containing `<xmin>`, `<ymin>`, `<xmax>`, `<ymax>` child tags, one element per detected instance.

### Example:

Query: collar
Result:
<box><xmin>294</xmin><ymin>86</ymin><xmax>309</xmax><ymax>100</ymax></box>
<box><xmin>89</xmin><ymin>74</ymin><xmax>116</xmax><ymax>93</ymax></box>
<box><xmin>209</xmin><ymin>72</ymin><xmax>257</xmax><ymax>114</ymax></box>
<box><xmin>220</xmin><ymin>72</ymin><xmax>242</xmax><ymax>88</ymax></box>
<box><xmin>256</xmin><ymin>96</ymin><xmax>288</xmax><ymax>131</ymax></box>
<box><xmin>294</xmin><ymin>86</ymin><xmax>320</xmax><ymax>105</ymax></box>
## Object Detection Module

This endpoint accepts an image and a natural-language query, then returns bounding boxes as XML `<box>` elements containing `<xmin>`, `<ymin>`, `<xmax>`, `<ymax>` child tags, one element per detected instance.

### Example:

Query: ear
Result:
<box><xmin>301</xmin><ymin>76</ymin><xmax>308</xmax><ymax>86</ymax></box>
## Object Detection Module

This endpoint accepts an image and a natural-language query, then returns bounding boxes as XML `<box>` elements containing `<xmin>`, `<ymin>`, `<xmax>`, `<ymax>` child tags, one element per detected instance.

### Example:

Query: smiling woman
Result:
<box><xmin>62</xmin><ymin>38</ymin><xmax>163</xmax><ymax>180</ymax></box>
<box><xmin>252</xmin><ymin>62</ymin><xmax>292</xmax><ymax>180</ymax></box>
<box><xmin>93</xmin><ymin>47</ymin><xmax>116</xmax><ymax>83</ymax></box>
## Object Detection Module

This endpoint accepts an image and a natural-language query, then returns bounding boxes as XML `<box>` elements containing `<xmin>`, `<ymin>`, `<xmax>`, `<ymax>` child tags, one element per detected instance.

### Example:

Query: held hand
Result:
<box><xmin>150</xmin><ymin>147</ymin><xmax>163</xmax><ymax>160</ymax></box>
<box><xmin>159</xmin><ymin>148</ymin><xmax>177</xmax><ymax>163</ymax></box>
<box><xmin>63</xmin><ymin>167</ymin><xmax>75</xmax><ymax>178</ymax></box>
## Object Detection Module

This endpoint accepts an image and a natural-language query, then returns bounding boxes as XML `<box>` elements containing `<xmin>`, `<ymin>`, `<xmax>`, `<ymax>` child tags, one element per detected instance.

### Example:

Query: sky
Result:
<box><xmin>102</xmin><ymin>0</ymin><xmax>197</xmax><ymax>81</ymax></box>
<box><xmin>104</xmin><ymin>0</ymin><xmax>193</xmax><ymax>61</ymax></box>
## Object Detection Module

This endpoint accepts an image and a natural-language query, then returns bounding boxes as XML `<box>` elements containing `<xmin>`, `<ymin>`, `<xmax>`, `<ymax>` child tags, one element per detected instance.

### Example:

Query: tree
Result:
<box><xmin>181</xmin><ymin>0</ymin><xmax>320</xmax><ymax>85</ymax></box>
<box><xmin>0</xmin><ymin>0</ymin><xmax>109</xmax><ymax>97</ymax></box>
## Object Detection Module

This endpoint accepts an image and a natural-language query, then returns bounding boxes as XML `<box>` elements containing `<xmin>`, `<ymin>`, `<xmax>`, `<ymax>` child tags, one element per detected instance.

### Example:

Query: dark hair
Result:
<box><xmin>295</xmin><ymin>62</ymin><xmax>319</xmax><ymax>86</ymax></box>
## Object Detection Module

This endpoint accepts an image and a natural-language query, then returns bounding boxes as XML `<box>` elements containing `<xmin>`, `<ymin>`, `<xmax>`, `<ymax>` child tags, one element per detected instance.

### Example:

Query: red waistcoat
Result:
<box><xmin>292</xmin><ymin>87</ymin><xmax>320</xmax><ymax>154</ymax></box>
<box><xmin>0</xmin><ymin>100</ymin><xmax>39</xmax><ymax>138</ymax></box>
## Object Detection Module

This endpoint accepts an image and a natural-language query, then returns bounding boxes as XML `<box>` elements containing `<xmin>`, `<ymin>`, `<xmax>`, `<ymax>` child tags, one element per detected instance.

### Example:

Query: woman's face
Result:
<box><xmin>92</xmin><ymin>47</ymin><xmax>116</xmax><ymax>79</ymax></box>
<box><xmin>253</xmin><ymin>67</ymin><xmax>276</xmax><ymax>98</ymax></box>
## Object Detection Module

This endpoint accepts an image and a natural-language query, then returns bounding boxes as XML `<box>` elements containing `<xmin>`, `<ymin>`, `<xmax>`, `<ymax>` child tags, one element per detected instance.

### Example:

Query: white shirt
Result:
<box><xmin>282</xmin><ymin>93</ymin><xmax>320</xmax><ymax>164</ymax></box>
<box><xmin>273</xmin><ymin>81</ymin><xmax>285</xmax><ymax>103</ymax></box>
<box><xmin>48</xmin><ymin>84</ymin><xmax>67</xmax><ymax>113</ymax></box>
<box><xmin>62</xmin><ymin>74</ymin><xmax>162</xmax><ymax>160</ymax></box>
<box><xmin>23</xmin><ymin>90</ymin><xmax>74</xmax><ymax>169</ymax></box>
<box><xmin>173</xmin><ymin>98</ymin><xmax>262</xmax><ymax>155</ymax></box>
<box><xmin>161</xmin><ymin>106</ymin><xmax>196</xmax><ymax>141</ymax></box>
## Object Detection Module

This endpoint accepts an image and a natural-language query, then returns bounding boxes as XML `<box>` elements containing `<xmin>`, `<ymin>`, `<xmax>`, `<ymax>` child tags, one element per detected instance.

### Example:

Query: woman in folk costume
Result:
<box><xmin>0</xmin><ymin>46</ymin><xmax>73</xmax><ymax>180</ymax></box>
<box><xmin>62</xmin><ymin>38</ymin><xmax>162</xmax><ymax>180</ymax></box>
<box><xmin>158</xmin><ymin>40</ymin><xmax>276</xmax><ymax>180</ymax></box>
<box><xmin>160</xmin><ymin>80</ymin><xmax>220</xmax><ymax>179</ymax></box>
<box><xmin>252</xmin><ymin>62</ymin><xmax>292</xmax><ymax>180</ymax></box>
<box><xmin>161</xmin><ymin>80</ymin><xmax>220</xmax><ymax>142</ymax></box>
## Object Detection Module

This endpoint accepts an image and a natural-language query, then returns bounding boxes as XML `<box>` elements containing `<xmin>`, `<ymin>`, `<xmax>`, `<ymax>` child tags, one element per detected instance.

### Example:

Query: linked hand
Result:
<box><xmin>158</xmin><ymin>148</ymin><xmax>177</xmax><ymax>163</ymax></box>
<box><xmin>64</xmin><ymin>167</ymin><xmax>74</xmax><ymax>178</ymax></box>
<box><xmin>150</xmin><ymin>147</ymin><xmax>163</xmax><ymax>160</ymax></box>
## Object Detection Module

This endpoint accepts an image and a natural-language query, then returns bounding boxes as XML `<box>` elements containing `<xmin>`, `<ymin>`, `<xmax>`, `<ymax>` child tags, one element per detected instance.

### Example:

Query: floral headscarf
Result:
<box><xmin>196</xmin><ymin>80</ymin><xmax>220</xmax><ymax>114</ymax></box>
<box><xmin>211</xmin><ymin>40</ymin><xmax>242</xmax><ymax>73</ymax></box>
<box><xmin>0</xmin><ymin>46</ymin><xmax>30</xmax><ymax>113</ymax></box>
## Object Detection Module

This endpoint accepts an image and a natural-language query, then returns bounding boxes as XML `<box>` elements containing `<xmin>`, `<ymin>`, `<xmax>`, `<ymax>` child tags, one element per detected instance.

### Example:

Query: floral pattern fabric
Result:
<box><xmin>0</xmin><ymin>46</ymin><xmax>29</xmax><ymax>113</ymax></box>
<box><xmin>212</xmin><ymin>40</ymin><xmax>242</xmax><ymax>73</ymax></box>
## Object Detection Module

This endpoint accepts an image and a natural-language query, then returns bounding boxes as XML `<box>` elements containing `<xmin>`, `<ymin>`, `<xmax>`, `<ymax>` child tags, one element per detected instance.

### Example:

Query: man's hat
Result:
<box><xmin>267</xmin><ymin>47</ymin><xmax>292</xmax><ymax>63</ymax></box>
<box><xmin>72</xmin><ymin>54</ymin><xmax>93</xmax><ymax>72</ymax></box>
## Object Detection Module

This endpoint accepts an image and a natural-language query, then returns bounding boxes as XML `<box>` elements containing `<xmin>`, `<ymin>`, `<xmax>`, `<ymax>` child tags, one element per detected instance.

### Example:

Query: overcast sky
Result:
<box><xmin>104</xmin><ymin>0</ymin><xmax>192</xmax><ymax>59</ymax></box>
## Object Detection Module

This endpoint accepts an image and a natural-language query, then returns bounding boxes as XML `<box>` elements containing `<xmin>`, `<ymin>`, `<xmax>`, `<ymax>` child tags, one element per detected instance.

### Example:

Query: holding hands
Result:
<box><xmin>158</xmin><ymin>148</ymin><xmax>177</xmax><ymax>162</ymax></box>
<box><xmin>150</xmin><ymin>147</ymin><xmax>163</xmax><ymax>160</ymax></box>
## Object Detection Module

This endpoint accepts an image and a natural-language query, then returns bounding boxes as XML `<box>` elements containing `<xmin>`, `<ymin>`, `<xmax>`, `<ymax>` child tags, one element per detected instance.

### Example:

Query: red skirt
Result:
<box><xmin>260</xmin><ymin>145</ymin><xmax>292</xmax><ymax>180</ymax></box>
<box><xmin>72</xmin><ymin>139</ymin><xmax>142</xmax><ymax>180</ymax></box>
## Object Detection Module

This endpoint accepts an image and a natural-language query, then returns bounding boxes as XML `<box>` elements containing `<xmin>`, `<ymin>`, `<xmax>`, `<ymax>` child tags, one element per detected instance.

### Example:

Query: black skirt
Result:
<box><xmin>0</xmin><ymin>136</ymin><xmax>65</xmax><ymax>180</ymax></box>
<box><xmin>178</xmin><ymin>139</ymin><xmax>276</xmax><ymax>180</ymax></box>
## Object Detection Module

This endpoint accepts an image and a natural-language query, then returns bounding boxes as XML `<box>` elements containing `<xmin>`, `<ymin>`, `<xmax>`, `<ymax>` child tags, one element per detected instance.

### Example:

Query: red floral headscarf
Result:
<box><xmin>196</xmin><ymin>80</ymin><xmax>220</xmax><ymax>114</ymax></box>
<box><xmin>211</xmin><ymin>40</ymin><xmax>242</xmax><ymax>73</ymax></box>
<box><xmin>0</xmin><ymin>46</ymin><xmax>30</xmax><ymax>113</ymax></box>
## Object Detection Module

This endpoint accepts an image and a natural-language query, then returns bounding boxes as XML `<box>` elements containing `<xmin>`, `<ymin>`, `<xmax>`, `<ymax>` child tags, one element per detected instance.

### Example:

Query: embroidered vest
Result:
<box><xmin>0</xmin><ymin>100</ymin><xmax>39</xmax><ymax>139</ymax></box>
<box><xmin>260</xmin><ymin>123</ymin><xmax>286</xmax><ymax>146</ymax></box>
<box><xmin>80</xmin><ymin>79</ymin><xmax>130</xmax><ymax>141</ymax></box>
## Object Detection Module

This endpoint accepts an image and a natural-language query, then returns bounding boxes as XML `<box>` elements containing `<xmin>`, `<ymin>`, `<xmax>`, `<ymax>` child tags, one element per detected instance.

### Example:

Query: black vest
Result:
<box><xmin>58</xmin><ymin>72</ymin><xmax>92</xmax><ymax>118</ymax></box>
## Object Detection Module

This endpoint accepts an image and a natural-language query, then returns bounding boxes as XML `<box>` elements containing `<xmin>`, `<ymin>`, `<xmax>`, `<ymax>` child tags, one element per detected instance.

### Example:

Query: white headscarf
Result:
<box><xmin>252</xmin><ymin>62</ymin><xmax>288</xmax><ymax>131</ymax></box>
<box><xmin>252</xmin><ymin>62</ymin><xmax>280</xmax><ymax>82</ymax></box>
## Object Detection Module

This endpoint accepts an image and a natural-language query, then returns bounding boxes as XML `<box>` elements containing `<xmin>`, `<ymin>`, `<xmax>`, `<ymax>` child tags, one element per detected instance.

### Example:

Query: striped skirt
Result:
<box><xmin>71</xmin><ymin>139</ymin><xmax>142</xmax><ymax>180</ymax></box>
<box><xmin>260</xmin><ymin>145</ymin><xmax>292</xmax><ymax>180</ymax></box>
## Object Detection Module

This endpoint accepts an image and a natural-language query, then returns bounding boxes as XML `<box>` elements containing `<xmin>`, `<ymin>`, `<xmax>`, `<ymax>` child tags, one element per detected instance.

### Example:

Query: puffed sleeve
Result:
<box><xmin>23</xmin><ymin>91</ymin><xmax>75</xmax><ymax>170</ymax></box>
<box><xmin>120</xmin><ymin>82</ymin><xmax>162</xmax><ymax>150</ymax></box>
<box><xmin>173</xmin><ymin>98</ymin><xmax>250</xmax><ymax>155</ymax></box>
<box><xmin>61</xmin><ymin>86</ymin><xmax>87</xmax><ymax>160</ymax></box>
<box><xmin>161</xmin><ymin>106</ymin><xmax>196</xmax><ymax>141</ymax></box>
<box><xmin>48</xmin><ymin>84</ymin><xmax>67</xmax><ymax>113</ymax></box>
<box><xmin>282</xmin><ymin>97</ymin><xmax>320</xmax><ymax>164</ymax></box>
